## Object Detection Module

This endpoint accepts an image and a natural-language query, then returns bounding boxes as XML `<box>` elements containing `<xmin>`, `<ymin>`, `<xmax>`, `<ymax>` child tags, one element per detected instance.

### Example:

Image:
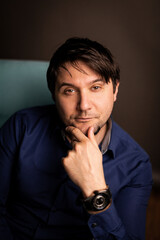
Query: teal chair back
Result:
<box><xmin>0</xmin><ymin>60</ymin><xmax>53</xmax><ymax>127</ymax></box>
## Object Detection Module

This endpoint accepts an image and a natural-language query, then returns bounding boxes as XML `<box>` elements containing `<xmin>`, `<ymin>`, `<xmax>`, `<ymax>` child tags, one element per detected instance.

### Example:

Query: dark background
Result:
<box><xmin>0</xmin><ymin>0</ymin><xmax>160</xmax><ymax>181</ymax></box>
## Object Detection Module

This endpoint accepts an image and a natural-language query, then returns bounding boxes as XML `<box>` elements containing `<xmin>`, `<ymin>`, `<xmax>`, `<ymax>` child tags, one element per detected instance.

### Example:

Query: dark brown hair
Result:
<box><xmin>47</xmin><ymin>37</ymin><xmax>120</xmax><ymax>94</ymax></box>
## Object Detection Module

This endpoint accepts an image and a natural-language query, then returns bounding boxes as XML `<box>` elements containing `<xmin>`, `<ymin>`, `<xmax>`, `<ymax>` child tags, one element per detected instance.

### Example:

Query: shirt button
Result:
<box><xmin>91</xmin><ymin>222</ymin><xmax>97</xmax><ymax>228</ymax></box>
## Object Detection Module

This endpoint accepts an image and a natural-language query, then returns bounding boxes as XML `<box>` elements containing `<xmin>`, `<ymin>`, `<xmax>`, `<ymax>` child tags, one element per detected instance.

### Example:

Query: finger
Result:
<box><xmin>65</xmin><ymin>126</ymin><xmax>87</xmax><ymax>142</ymax></box>
<box><xmin>87</xmin><ymin>127</ymin><xmax>98</xmax><ymax>147</ymax></box>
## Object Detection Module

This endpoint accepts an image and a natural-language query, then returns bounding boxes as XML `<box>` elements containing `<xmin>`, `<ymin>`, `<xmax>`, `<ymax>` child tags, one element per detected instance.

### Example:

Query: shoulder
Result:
<box><xmin>14</xmin><ymin>104</ymin><xmax>56</xmax><ymax>123</ymax></box>
<box><xmin>14</xmin><ymin>104</ymin><xmax>56</xmax><ymax>118</ymax></box>
<box><xmin>1</xmin><ymin>105</ymin><xmax>58</xmax><ymax>134</ymax></box>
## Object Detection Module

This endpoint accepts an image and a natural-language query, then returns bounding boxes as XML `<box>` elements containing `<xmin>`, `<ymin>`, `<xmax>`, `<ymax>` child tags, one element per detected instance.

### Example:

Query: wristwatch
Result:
<box><xmin>83</xmin><ymin>187</ymin><xmax>112</xmax><ymax>212</ymax></box>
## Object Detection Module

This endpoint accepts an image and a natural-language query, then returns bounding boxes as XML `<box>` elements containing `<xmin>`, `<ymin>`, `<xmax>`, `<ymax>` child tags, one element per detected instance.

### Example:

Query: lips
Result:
<box><xmin>75</xmin><ymin>118</ymin><xmax>93</xmax><ymax>122</ymax></box>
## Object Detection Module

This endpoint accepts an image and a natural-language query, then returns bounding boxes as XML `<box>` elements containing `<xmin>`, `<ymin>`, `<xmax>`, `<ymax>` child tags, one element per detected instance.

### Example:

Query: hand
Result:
<box><xmin>62</xmin><ymin>126</ymin><xmax>106</xmax><ymax>198</ymax></box>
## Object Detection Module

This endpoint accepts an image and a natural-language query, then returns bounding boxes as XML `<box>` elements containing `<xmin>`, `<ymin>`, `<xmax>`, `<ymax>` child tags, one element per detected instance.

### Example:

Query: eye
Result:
<box><xmin>91</xmin><ymin>85</ymin><xmax>102</xmax><ymax>91</ymax></box>
<box><xmin>64</xmin><ymin>88</ymin><xmax>75</xmax><ymax>95</ymax></box>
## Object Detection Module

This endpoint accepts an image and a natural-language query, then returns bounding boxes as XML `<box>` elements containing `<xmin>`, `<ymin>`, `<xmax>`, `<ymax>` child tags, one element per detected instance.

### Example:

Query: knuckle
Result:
<box><xmin>62</xmin><ymin>152</ymin><xmax>71</xmax><ymax>164</ymax></box>
<box><xmin>62</xmin><ymin>156</ymin><xmax>67</xmax><ymax>162</ymax></box>
<box><xmin>74</xmin><ymin>142</ymin><xmax>81</xmax><ymax>151</ymax></box>
<box><xmin>68</xmin><ymin>151</ymin><xmax>73</xmax><ymax>158</ymax></box>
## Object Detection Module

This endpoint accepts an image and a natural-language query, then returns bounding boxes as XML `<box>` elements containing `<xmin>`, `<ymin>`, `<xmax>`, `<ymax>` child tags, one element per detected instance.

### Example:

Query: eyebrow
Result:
<box><xmin>57</xmin><ymin>78</ymin><xmax>106</xmax><ymax>91</ymax></box>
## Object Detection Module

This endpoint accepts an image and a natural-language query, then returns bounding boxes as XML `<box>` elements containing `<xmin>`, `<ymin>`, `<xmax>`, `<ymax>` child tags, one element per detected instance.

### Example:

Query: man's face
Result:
<box><xmin>54</xmin><ymin>61</ymin><xmax>119</xmax><ymax>139</ymax></box>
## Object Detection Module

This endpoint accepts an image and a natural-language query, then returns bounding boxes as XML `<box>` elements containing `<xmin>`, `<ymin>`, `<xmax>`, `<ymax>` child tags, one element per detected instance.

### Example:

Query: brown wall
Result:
<box><xmin>0</xmin><ymin>0</ymin><xmax>160</xmax><ymax>175</ymax></box>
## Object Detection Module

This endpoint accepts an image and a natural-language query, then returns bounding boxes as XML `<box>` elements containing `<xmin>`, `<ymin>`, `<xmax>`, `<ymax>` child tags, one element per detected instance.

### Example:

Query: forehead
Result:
<box><xmin>57</xmin><ymin>61</ymin><xmax>101</xmax><ymax>83</ymax></box>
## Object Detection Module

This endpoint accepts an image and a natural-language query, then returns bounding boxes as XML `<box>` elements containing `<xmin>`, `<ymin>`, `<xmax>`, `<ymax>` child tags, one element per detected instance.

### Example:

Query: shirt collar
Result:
<box><xmin>59</xmin><ymin>117</ymin><xmax>114</xmax><ymax>157</ymax></box>
<box><xmin>100</xmin><ymin>118</ymin><xmax>112</xmax><ymax>155</ymax></box>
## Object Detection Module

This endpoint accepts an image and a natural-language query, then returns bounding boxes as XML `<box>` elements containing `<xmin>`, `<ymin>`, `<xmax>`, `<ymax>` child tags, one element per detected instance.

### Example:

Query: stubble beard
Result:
<box><xmin>72</xmin><ymin>121</ymin><xmax>105</xmax><ymax>137</ymax></box>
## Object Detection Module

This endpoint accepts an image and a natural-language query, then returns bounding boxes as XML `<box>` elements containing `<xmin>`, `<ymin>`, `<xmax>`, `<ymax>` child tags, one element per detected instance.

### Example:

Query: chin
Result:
<box><xmin>71</xmin><ymin>124</ymin><xmax>89</xmax><ymax>135</ymax></box>
<box><xmin>77</xmin><ymin>124</ymin><xmax>101</xmax><ymax>136</ymax></box>
<box><xmin>77</xmin><ymin>127</ymin><xmax>89</xmax><ymax>136</ymax></box>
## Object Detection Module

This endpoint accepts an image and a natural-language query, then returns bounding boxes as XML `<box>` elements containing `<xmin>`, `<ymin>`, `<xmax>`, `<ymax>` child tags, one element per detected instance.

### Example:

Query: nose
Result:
<box><xmin>77</xmin><ymin>91</ymin><xmax>91</xmax><ymax>111</ymax></box>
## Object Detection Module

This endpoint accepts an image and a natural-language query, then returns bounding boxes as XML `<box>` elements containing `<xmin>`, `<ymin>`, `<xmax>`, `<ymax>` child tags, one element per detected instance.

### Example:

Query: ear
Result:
<box><xmin>113</xmin><ymin>81</ymin><xmax>120</xmax><ymax>102</ymax></box>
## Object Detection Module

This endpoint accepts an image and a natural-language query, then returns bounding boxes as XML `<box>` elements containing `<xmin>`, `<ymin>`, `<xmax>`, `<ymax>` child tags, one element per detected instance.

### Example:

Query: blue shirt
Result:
<box><xmin>0</xmin><ymin>105</ymin><xmax>152</xmax><ymax>240</ymax></box>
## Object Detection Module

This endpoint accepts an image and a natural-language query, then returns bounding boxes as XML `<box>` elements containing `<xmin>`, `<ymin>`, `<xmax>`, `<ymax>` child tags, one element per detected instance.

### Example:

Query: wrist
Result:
<box><xmin>82</xmin><ymin>185</ymin><xmax>112</xmax><ymax>214</ymax></box>
<box><xmin>82</xmin><ymin>181</ymin><xmax>107</xmax><ymax>198</ymax></box>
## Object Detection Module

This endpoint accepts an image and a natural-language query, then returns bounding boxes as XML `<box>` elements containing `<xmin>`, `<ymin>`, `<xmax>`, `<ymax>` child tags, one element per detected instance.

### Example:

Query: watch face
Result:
<box><xmin>83</xmin><ymin>188</ymin><xmax>111</xmax><ymax>212</ymax></box>
<box><xmin>92</xmin><ymin>193</ymin><xmax>109</xmax><ymax>210</ymax></box>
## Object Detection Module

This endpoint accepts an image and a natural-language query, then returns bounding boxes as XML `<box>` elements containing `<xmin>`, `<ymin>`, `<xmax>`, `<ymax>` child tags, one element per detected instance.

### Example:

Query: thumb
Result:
<box><xmin>87</xmin><ymin>127</ymin><xmax>98</xmax><ymax>147</ymax></box>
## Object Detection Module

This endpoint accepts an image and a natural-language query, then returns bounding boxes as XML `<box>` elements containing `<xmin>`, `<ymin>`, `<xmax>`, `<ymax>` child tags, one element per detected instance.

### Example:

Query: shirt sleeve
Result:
<box><xmin>87</xmin><ymin>158</ymin><xmax>152</xmax><ymax>240</ymax></box>
<box><xmin>0</xmin><ymin>114</ymin><xmax>24</xmax><ymax>239</ymax></box>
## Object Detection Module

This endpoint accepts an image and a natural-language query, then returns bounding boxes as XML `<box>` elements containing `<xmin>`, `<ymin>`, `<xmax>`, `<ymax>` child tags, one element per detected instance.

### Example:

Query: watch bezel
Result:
<box><xmin>92</xmin><ymin>192</ymin><xmax>110</xmax><ymax>210</ymax></box>
<box><xmin>83</xmin><ymin>187</ymin><xmax>112</xmax><ymax>212</ymax></box>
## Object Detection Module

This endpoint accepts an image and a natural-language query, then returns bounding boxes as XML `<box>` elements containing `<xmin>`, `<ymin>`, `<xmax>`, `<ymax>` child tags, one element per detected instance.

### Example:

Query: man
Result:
<box><xmin>0</xmin><ymin>37</ymin><xmax>152</xmax><ymax>240</ymax></box>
